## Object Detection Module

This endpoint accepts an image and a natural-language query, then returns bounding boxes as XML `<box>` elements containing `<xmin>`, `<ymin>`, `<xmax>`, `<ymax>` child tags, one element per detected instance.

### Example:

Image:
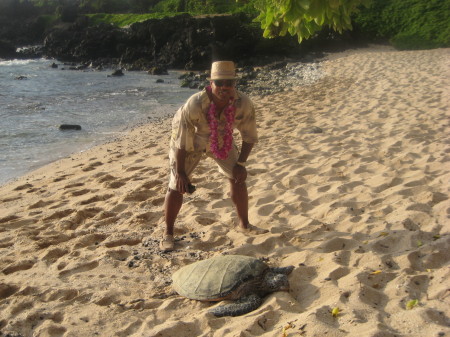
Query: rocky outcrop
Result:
<box><xmin>42</xmin><ymin>14</ymin><xmax>303</xmax><ymax>70</ymax></box>
<box><xmin>0</xmin><ymin>40</ymin><xmax>17</xmax><ymax>59</ymax></box>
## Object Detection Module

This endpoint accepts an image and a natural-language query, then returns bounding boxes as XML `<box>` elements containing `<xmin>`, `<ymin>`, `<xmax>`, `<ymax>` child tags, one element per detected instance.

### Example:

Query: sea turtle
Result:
<box><xmin>172</xmin><ymin>254</ymin><xmax>294</xmax><ymax>317</ymax></box>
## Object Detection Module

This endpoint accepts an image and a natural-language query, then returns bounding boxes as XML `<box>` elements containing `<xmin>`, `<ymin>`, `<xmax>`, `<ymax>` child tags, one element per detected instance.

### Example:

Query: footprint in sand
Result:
<box><xmin>194</xmin><ymin>213</ymin><xmax>217</xmax><ymax>226</ymax></box>
<box><xmin>53</xmin><ymin>174</ymin><xmax>73</xmax><ymax>182</ymax></box>
<box><xmin>58</xmin><ymin>260</ymin><xmax>100</xmax><ymax>278</ymax></box>
<box><xmin>150</xmin><ymin>196</ymin><xmax>165</xmax><ymax>206</ymax></box>
<box><xmin>125</xmin><ymin>166</ymin><xmax>145</xmax><ymax>172</ymax></box>
<box><xmin>2</xmin><ymin>259</ymin><xmax>36</xmax><ymax>275</ymax></box>
<box><xmin>72</xmin><ymin>233</ymin><xmax>107</xmax><ymax>249</ymax></box>
<box><xmin>356</xmin><ymin>270</ymin><xmax>397</xmax><ymax>291</ymax></box>
<box><xmin>0</xmin><ymin>215</ymin><xmax>20</xmax><ymax>224</ymax></box>
<box><xmin>34</xmin><ymin>232</ymin><xmax>73</xmax><ymax>249</ymax></box>
<box><xmin>13</xmin><ymin>183</ymin><xmax>33</xmax><ymax>191</ymax></box>
<box><xmin>140</xmin><ymin>180</ymin><xmax>163</xmax><ymax>189</ymax></box>
<box><xmin>1</xmin><ymin>195</ymin><xmax>22</xmax><ymax>203</ymax></box>
<box><xmin>358</xmin><ymin>284</ymin><xmax>389</xmax><ymax>308</ymax></box>
<box><xmin>69</xmin><ymin>188</ymin><xmax>91</xmax><ymax>196</ymax></box>
<box><xmin>79</xmin><ymin>194</ymin><xmax>113</xmax><ymax>205</ymax></box>
<box><xmin>40</xmin><ymin>247</ymin><xmax>69</xmax><ymax>264</ymax></box>
<box><xmin>63</xmin><ymin>182</ymin><xmax>85</xmax><ymax>189</ymax></box>
<box><xmin>133</xmin><ymin>211</ymin><xmax>160</xmax><ymax>224</ymax></box>
<box><xmin>105</xmin><ymin>249</ymin><xmax>131</xmax><ymax>261</ymax></box>
<box><xmin>105</xmin><ymin>180</ymin><xmax>126</xmax><ymax>189</ymax></box>
<box><xmin>82</xmin><ymin>161</ymin><xmax>103</xmax><ymax>172</ymax></box>
<box><xmin>123</xmin><ymin>190</ymin><xmax>156</xmax><ymax>202</ymax></box>
<box><xmin>0</xmin><ymin>236</ymin><xmax>15</xmax><ymax>249</ymax></box>
<box><xmin>327</xmin><ymin>266</ymin><xmax>350</xmax><ymax>281</ymax></box>
<box><xmin>103</xmin><ymin>236</ymin><xmax>142</xmax><ymax>248</ymax></box>
<box><xmin>95</xmin><ymin>174</ymin><xmax>116</xmax><ymax>183</ymax></box>
<box><xmin>43</xmin><ymin>209</ymin><xmax>75</xmax><ymax>221</ymax></box>
<box><xmin>42</xmin><ymin>288</ymin><xmax>80</xmax><ymax>302</ymax></box>
<box><xmin>0</xmin><ymin>283</ymin><xmax>20</xmax><ymax>300</ymax></box>
<box><xmin>9</xmin><ymin>300</ymin><xmax>35</xmax><ymax>316</ymax></box>
<box><xmin>319</xmin><ymin>237</ymin><xmax>359</xmax><ymax>253</ymax></box>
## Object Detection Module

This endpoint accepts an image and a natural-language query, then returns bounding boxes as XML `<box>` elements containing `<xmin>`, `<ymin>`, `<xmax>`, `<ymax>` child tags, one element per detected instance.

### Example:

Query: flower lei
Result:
<box><xmin>206</xmin><ymin>86</ymin><xmax>236</xmax><ymax>160</ymax></box>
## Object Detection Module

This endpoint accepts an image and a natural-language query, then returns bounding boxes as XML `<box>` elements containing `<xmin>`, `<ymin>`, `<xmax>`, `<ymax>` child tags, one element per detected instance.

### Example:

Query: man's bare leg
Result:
<box><xmin>164</xmin><ymin>188</ymin><xmax>183</xmax><ymax>235</ymax></box>
<box><xmin>229</xmin><ymin>179</ymin><xmax>249</xmax><ymax>229</ymax></box>
<box><xmin>161</xmin><ymin>188</ymin><xmax>183</xmax><ymax>250</ymax></box>
<box><xmin>229</xmin><ymin>179</ymin><xmax>268</xmax><ymax>234</ymax></box>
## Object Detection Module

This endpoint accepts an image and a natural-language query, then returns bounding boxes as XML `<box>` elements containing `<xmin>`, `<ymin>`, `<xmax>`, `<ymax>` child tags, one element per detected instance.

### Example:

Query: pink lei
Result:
<box><xmin>206</xmin><ymin>86</ymin><xmax>236</xmax><ymax>160</ymax></box>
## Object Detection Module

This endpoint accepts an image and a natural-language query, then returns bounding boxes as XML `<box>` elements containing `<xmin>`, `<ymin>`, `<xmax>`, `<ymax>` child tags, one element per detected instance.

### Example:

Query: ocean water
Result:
<box><xmin>0</xmin><ymin>58</ymin><xmax>194</xmax><ymax>185</ymax></box>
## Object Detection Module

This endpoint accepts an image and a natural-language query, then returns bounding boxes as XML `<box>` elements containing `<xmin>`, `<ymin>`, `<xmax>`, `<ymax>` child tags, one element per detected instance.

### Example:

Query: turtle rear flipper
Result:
<box><xmin>209</xmin><ymin>294</ymin><xmax>263</xmax><ymax>317</ymax></box>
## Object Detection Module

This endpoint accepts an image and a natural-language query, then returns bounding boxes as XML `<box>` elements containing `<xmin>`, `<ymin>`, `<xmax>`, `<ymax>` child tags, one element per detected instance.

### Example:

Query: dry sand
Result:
<box><xmin>0</xmin><ymin>46</ymin><xmax>449</xmax><ymax>337</ymax></box>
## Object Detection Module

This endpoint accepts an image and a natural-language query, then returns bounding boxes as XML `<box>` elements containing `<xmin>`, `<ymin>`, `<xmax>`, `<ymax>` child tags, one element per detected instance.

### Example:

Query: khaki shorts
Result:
<box><xmin>168</xmin><ymin>145</ymin><xmax>239</xmax><ymax>191</ymax></box>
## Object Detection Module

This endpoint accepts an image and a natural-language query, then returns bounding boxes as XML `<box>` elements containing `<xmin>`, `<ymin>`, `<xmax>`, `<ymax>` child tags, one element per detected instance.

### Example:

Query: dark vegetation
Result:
<box><xmin>352</xmin><ymin>0</ymin><xmax>450</xmax><ymax>50</ymax></box>
<box><xmin>0</xmin><ymin>0</ymin><xmax>448</xmax><ymax>58</ymax></box>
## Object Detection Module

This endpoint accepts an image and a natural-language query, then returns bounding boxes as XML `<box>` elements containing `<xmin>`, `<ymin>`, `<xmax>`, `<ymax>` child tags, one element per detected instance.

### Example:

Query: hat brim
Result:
<box><xmin>207</xmin><ymin>76</ymin><xmax>239</xmax><ymax>81</ymax></box>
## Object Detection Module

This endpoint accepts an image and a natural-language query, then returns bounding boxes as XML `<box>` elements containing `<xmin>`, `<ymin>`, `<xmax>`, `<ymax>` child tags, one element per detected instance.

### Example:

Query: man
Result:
<box><xmin>161</xmin><ymin>61</ymin><xmax>268</xmax><ymax>251</ymax></box>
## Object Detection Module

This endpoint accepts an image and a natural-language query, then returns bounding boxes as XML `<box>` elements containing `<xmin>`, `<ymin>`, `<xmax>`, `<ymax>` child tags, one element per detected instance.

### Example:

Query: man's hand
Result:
<box><xmin>232</xmin><ymin>164</ymin><xmax>247</xmax><ymax>184</ymax></box>
<box><xmin>176</xmin><ymin>171</ymin><xmax>190</xmax><ymax>194</ymax></box>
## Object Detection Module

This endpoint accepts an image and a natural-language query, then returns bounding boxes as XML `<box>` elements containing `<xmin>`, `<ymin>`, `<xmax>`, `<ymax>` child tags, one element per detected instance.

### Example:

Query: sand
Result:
<box><xmin>0</xmin><ymin>46</ymin><xmax>449</xmax><ymax>337</ymax></box>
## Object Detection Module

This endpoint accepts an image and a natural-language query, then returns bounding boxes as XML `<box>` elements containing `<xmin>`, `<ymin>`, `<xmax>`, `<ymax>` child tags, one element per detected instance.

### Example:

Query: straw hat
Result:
<box><xmin>208</xmin><ymin>61</ymin><xmax>238</xmax><ymax>80</ymax></box>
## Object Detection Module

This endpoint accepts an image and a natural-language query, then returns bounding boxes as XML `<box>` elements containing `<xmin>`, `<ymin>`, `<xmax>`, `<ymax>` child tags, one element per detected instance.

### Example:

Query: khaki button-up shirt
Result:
<box><xmin>170</xmin><ymin>89</ymin><xmax>258</xmax><ymax>153</ymax></box>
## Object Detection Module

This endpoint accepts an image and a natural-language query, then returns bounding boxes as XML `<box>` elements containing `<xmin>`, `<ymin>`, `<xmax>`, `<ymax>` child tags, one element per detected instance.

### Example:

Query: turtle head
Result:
<box><xmin>262</xmin><ymin>272</ymin><xmax>289</xmax><ymax>292</ymax></box>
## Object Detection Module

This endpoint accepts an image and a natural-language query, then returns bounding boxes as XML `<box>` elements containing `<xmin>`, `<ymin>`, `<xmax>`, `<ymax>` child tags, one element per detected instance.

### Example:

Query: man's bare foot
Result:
<box><xmin>159</xmin><ymin>234</ymin><xmax>175</xmax><ymax>251</ymax></box>
<box><xmin>235</xmin><ymin>224</ymin><xmax>269</xmax><ymax>235</ymax></box>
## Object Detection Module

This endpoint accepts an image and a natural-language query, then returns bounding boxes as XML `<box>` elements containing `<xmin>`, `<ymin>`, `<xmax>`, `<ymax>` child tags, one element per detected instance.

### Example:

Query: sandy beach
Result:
<box><xmin>1</xmin><ymin>46</ymin><xmax>449</xmax><ymax>337</ymax></box>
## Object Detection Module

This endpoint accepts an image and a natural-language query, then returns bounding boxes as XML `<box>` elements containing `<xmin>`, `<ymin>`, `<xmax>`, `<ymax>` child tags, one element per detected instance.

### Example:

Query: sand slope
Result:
<box><xmin>0</xmin><ymin>46</ymin><xmax>449</xmax><ymax>337</ymax></box>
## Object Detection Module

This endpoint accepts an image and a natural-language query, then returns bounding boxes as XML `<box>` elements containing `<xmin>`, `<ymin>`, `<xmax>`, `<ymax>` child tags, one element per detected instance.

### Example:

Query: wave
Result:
<box><xmin>0</xmin><ymin>58</ymin><xmax>48</xmax><ymax>67</ymax></box>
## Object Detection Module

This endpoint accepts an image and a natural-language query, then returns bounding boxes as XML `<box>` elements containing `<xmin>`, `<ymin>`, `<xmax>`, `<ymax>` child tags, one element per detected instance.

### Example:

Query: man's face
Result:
<box><xmin>211</xmin><ymin>79</ymin><xmax>236</xmax><ymax>102</ymax></box>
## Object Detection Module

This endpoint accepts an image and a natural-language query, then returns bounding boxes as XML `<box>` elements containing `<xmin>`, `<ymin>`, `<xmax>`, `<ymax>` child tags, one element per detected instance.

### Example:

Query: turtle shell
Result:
<box><xmin>172</xmin><ymin>255</ymin><xmax>268</xmax><ymax>301</ymax></box>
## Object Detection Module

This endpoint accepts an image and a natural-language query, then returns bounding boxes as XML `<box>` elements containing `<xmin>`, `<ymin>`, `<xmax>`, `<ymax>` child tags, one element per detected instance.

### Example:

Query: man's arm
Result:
<box><xmin>175</xmin><ymin>148</ymin><xmax>190</xmax><ymax>194</ymax></box>
<box><xmin>233</xmin><ymin>141</ymin><xmax>254</xmax><ymax>184</ymax></box>
<box><xmin>238</xmin><ymin>141</ymin><xmax>254</xmax><ymax>163</ymax></box>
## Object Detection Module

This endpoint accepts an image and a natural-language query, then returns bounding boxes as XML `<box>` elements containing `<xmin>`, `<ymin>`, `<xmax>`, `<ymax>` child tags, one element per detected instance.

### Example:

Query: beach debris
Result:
<box><xmin>370</xmin><ymin>270</ymin><xmax>383</xmax><ymax>275</ymax></box>
<box><xmin>148</xmin><ymin>66</ymin><xmax>168</xmax><ymax>75</ymax></box>
<box><xmin>310</xmin><ymin>126</ymin><xmax>323</xmax><ymax>134</ymax></box>
<box><xmin>331</xmin><ymin>307</ymin><xmax>341</xmax><ymax>317</ymax></box>
<box><xmin>281</xmin><ymin>322</ymin><xmax>293</xmax><ymax>337</ymax></box>
<box><xmin>108</xmin><ymin>69</ymin><xmax>124</xmax><ymax>77</ymax></box>
<box><xmin>59</xmin><ymin>124</ymin><xmax>82</xmax><ymax>131</ymax></box>
<box><xmin>172</xmin><ymin>254</ymin><xmax>294</xmax><ymax>317</ymax></box>
<box><xmin>406</xmin><ymin>299</ymin><xmax>419</xmax><ymax>310</ymax></box>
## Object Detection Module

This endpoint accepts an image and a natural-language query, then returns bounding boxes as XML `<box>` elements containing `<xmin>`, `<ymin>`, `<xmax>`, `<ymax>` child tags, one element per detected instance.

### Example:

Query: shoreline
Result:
<box><xmin>0</xmin><ymin>46</ymin><xmax>449</xmax><ymax>337</ymax></box>
<box><xmin>0</xmin><ymin>61</ymin><xmax>195</xmax><ymax>187</ymax></box>
<box><xmin>0</xmin><ymin>52</ymin><xmax>327</xmax><ymax>187</ymax></box>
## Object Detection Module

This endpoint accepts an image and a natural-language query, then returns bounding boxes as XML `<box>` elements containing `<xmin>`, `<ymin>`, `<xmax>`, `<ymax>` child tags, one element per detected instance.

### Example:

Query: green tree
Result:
<box><xmin>252</xmin><ymin>0</ymin><xmax>372</xmax><ymax>42</ymax></box>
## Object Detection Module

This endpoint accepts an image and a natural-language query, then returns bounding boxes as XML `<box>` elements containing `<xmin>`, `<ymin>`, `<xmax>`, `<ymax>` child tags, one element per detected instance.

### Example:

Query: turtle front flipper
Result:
<box><xmin>270</xmin><ymin>266</ymin><xmax>294</xmax><ymax>275</ymax></box>
<box><xmin>209</xmin><ymin>294</ymin><xmax>263</xmax><ymax>317</ymax></box>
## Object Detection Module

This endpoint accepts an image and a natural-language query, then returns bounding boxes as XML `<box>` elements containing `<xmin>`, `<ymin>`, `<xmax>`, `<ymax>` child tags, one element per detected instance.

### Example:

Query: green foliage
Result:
<box><xmin>152</xmin><ymin>0</ymin><xmax>256</xmax><ymax>15</ymax></box>
<box><xmin>13</xmin><ymin>0</ymin><xmax>449</xmax><ymax>50</ymax></box>
<box><xmin>152</xmin><ymin>0</ymin><xmax>185</xmax><ymax>13</ymax></box>
<box><xmin>251</xmin><ymin>0</ymin><xmax>372</xmax><ymax>43</ymax></box>
<box><xmin>86</xmin><ymin>12</ymin><xmax>173</xmax><ymax>26</ymax></box>
<box><xmin>353</xmin><ymin>0</ymin><xmax>450</xmax><ymax>49</ymax></box>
